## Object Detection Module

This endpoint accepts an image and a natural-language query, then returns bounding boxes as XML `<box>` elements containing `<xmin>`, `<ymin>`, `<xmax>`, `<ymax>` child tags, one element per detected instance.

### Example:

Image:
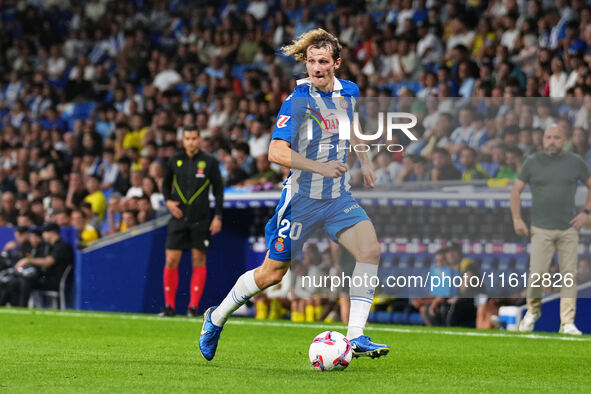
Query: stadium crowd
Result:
<box><xmin>2</xmin><ymin>0</ymin><xmax>591</xmax><ymax>324</ymax></box>
<box><xmin>2</xmin><ymin>0</ymin><xmax>591</xmax><ymax>240</ymax></box>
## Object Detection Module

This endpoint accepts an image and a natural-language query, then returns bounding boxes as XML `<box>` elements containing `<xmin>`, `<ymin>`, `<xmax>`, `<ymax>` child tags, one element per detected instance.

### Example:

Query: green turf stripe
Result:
<box><xmin>0</xmin><ymin>308</ymin><xmax>588</xmax><ymax>342</ymax></box>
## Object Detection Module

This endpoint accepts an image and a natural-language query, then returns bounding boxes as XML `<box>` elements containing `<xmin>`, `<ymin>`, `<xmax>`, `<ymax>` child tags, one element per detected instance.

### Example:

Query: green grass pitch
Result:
<box><xmin>0</xmin><ymin>308</ymin><xmax>589</xmax><ymax>393</ymax></box>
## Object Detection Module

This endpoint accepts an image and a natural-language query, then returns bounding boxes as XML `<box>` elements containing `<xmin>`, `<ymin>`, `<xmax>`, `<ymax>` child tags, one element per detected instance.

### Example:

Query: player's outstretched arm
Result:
<box><xmin>350</xmin><ymin>121</ymin><xmax>376</xmax><ymax>188</ymax></box>
<box><xmin>268</xmin><ymin>139</ymin><xmax>347</xmax><ymax>178</ymax></box>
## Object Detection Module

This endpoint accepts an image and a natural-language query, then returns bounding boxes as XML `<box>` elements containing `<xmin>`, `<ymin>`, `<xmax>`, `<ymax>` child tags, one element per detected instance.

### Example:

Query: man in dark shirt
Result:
<box><xmin>511</xmin><ymin>124</ymin><xmax>591</xmax><ymax>335</ymax></box>
<box><xmin>113</xmin><ymin>156</ymin><xmax>132</xmax><ymax>196</ymax></box>
<box><xmin>159</xmin><ymin>125</ymin><xmax>224</xmax><ymax>317</ymax></box>
<box><xmin>223</xmin><ymin>155</ymin><xmax>248</xmax><ymax>187</ymax></box>
<box><xmin>1</xmin><ymin>192</ymin><xmax>19</xmax><ymax>226</ymax></box>
<box><xmin>12</xmin><ymin>223</ymin><xmax>73</xmax><ymax>307</ymax></box>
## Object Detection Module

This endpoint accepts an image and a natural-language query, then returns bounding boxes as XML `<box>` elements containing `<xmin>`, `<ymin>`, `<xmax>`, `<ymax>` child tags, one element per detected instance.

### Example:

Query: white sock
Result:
<box><xmin>347</xmin><ymin>262</ymin><xmax>378</xmax><ymax>339</ymax></box>
<box><xmin>211</xmin><ymin>269</ymin><xmax>261</xmax><ymax>327</ymax></box>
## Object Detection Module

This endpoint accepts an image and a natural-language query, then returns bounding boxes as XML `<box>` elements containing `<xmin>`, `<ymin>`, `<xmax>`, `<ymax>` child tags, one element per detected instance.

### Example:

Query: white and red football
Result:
<box><xmin>308</xmin><ymin>331</ymin><xmax>352</xmax><ymax>371</ymax></box>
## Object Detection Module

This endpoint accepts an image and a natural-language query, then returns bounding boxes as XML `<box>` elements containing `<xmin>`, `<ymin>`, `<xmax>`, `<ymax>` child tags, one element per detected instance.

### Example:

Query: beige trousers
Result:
<box><xmin>527</xmin><ymin>226</ymin><xmax>578</xmax><ymax>324</ymax></box>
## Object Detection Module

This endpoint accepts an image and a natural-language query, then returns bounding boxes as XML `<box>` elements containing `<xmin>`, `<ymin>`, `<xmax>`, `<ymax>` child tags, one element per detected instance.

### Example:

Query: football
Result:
<box><xmin>308</xmin><ymin>331</ymin><xmax>352</xmax><ymax>371</ymax></box>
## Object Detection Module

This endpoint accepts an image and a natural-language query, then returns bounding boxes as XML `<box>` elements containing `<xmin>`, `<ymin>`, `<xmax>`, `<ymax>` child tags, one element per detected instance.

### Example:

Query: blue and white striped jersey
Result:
<box><xmin>271</xmin><ymin>77</ymin><xmax>359</xmax><ymax>199</ymax></box>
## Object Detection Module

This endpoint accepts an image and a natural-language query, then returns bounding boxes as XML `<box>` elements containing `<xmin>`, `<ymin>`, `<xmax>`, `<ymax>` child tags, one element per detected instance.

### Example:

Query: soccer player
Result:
<box><xmin>200</xmin><ymin>29</ymin><xmax>390</xmax><ymax>361</ymax></box>
<box><xmin>160</xmin><ymin>125</ymin><xmax>224</xmax><ymax>317</ymax></box>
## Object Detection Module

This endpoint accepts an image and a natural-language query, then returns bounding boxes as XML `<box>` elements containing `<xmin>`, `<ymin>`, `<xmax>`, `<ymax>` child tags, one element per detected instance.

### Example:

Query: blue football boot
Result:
<box><xmin>199</xmin><ymin>306</ymin><xmax>223</xmax><ymax>361</ymax></box>
<box><xmin>349</xmin><ymin>335</ymin><xmax>390</xmax><ymax>358</ymax></box>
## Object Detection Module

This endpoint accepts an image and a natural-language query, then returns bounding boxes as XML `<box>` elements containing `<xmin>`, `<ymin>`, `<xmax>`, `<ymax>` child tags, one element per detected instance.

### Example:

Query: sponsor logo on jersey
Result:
<box><xmin>276</xmin><ymin>115</ymin><xmax>290</xmax><ymax>128</ymax></box>
<box><xmin>196</xmin><ymin>160</ymin><xmax>206</xmax><ymax>177</ymax></box>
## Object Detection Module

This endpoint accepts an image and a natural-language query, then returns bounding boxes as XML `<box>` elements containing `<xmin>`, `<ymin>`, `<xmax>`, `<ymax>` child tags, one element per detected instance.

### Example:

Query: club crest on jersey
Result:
<box><xmin>276</xmin><ymin>115</ymin><xmax>290</xmax><ymax>128</ymax></box>
<box><xmin>274</xmin><ymin>238</ymin><xmax>285</xmax><ymax>252</ymax></box>
<box><xmin>339</xmin><ymin>97</ymin><xmax>349</xmax><ymax>110</ymax></box>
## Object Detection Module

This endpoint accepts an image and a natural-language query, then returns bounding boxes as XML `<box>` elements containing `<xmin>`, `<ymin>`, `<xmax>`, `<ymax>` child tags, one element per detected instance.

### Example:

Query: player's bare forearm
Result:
<box><xmin>349</xmin><ymin>130</ymin><xmax>371</xmax><ymax>167</ymax></box>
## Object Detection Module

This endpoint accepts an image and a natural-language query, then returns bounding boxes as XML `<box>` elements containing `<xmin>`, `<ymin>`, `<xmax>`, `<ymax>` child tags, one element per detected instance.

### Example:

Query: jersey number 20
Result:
<box><xmin>278</xmin><ymin>219</ymin><xmax>302</xmax><ymax>240</ymax></box>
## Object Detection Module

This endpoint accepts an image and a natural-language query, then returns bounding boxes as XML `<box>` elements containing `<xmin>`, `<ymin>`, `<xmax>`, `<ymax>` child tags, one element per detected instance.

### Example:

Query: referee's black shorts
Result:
<box><xmin>165</xmin><ymin>217</ymin><xmax>210</xmax><ymax>251</ymax></box>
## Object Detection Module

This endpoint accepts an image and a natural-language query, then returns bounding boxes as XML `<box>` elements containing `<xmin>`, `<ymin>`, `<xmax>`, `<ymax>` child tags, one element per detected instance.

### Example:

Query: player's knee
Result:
<box><xmin>357</xmin><ymin>242</ymin><xmax>382</xmax><ymax>264</ymax></box>
<box><xmin>267</xmin><ymin>269</ymin><xmax>286</xmax><ymax>286</ymax></box>
<box><xmin>192</xmin><ymin>254</ymin><xmax>206</xmax><ymax>267</ymax></box>
<box><xmin>258</xmin><ymin>265</ymin><xmax>287</xmax><ymax>288</ymax></box>
<box><xmin>165</xmin><ymin>257</ymin><xmax>181</xmax><ymax>269</ymax></box>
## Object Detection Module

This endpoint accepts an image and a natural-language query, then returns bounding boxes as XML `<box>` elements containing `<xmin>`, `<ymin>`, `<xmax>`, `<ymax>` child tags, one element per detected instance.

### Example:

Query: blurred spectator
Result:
<box><xmin>1</xmin><ymin>192</ymin><xmax>18</xmax><ymax>226</ymax></box>
<box><xmin>71</xmin><ymin>209</ymin><xmax>99</xmax><ymax>247</ymax></box>
<box><xmin>1</xmin><ymin>0</ymin><xmax>591</xmax><ymax>243</ymax></box>
<box><xmin>460</xmin><ymin>147</ymin><xmax>489</xmax><ymax>180</ymax></box>
<box><xmin>11</xmin><ymin>223</ymin><xmax>73</xmax><ymax>307</ymax></box>
<box><xmin>496</xmin><ymin>147</ymin><xmax>524</xmax><ymax>180</ymax></box>
<box><xmin>83</xmin><ymin>175</ymin><xmax>107</xmax><ymax>221</ymax></box>
<box><xmin>224</xmin><ymin>155</ymin><xmax>249</xmax><ymax>187</ymax></box>
<box><xmin>65</xmin><ymin>173</ymin><xmax>88</xmax><ymax>211</ymax></box>
<box><xmin>431</xmin><ymin>147</ymin><xmax>461</xmax><ymax>181</ymax></box>
<box><xmin>126</xmin><ymin>170</ymin><xmax>144</xmax><ymax>198</ymax></box>
<box><xmin>141</xmin><ymin>175</ymin><xmax>165</xmax><ymax>211</ymax></box>
<box><xmin>248</xmin><ymin>119</ymin><xmax>271</xmax><ymax>158</ymax></box>
<box><xmin>120</xmin><ymin>210</ymin><xmax>138</xmax><ymax>232</ymax></box>
<box><xmin>237</xmin><ymin>154</ymin><xmax>281</xmax><ymax>188</ymax></box>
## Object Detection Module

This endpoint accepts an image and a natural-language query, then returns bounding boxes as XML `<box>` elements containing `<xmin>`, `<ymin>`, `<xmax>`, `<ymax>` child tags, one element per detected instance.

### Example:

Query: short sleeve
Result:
<box><xmin>271</xmin><ymin>94</ymin><xmax>306</xmax><ymax>144</ymax></box>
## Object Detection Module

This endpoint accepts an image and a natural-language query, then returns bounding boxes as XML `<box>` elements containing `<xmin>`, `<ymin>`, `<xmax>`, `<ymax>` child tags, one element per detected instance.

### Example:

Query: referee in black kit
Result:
<box><xmin>159</xmin><ymin>125</ymin><xmax>224</xmax><ymax>317</ymax></box>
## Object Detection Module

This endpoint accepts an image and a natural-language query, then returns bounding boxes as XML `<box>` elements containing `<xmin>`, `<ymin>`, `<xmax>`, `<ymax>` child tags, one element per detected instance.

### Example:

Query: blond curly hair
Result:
<box><xmin>281</xmin><ymin>28</ymin><xmax>342</xmax><ymax>64</ymax></box>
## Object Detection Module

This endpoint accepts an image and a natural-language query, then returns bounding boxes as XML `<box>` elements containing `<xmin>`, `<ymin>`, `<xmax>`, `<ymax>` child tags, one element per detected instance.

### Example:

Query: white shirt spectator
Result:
<box><xmin>501</xmin><ymin>28</ymin><xmax>519</xmax><ymax>51</ymax></box>
<box><xmin>5</xmin><ymin>81</ymin><xmax>23</xmax><ymax>105</ymax></box>
<box><xmin>375</xmin><ymin>161</ymin><xmax>404</xmax><ymax>185</ymax></box>
<box><xmin>549</xmin><ymin>72</ymin><xmax>568</xmax><ymax>98</ymax></box>
<box><xmin>153</xmin><ymin>69</ymin><xmax>182</xmax><ymax>92</ymax></box>
<box><xmin>417</xmin><ymin>33</ymin><xmax>444</xmax><ymax>65</ymax></box>
<box><xmin>533</xmin><ymin>115</ymin><xmax>556</xmax><ymax>130</ymax></box>
<box><xmin>249</xmin><ymin>133</ymin><xmax>271</xmax><ymax>158</ymax></box>
<box><xmin>446</xmin><ymin>31</ymin><xmax>475</xmax><ymax>51</ymax></box>
<box><xmin>391</xmin><ymin>52</ymin><xmax>418</xmax><ymax>79</ymax></box>
<box><xmin>69</xmin><ymin>65</ymin><xmax>95</xmax><ymax>81</ymax></box>
<box><xmin>101</xmin><ymin>163</ymin><xmax>119</xmax><ymax>186</ymax></box>
<box><xmin>47</xmin><ymin>56</ymin><xmax>66</xmax><ymax>79</ymax></box>
<box><xmin>575</xmin><ymin>107</ymin><xmax>589</xmax><ymax>130</ymax></box>
<box><xmin>247</xmin><ymin>0</ymin><xmax>268</xmax><ymax>20</ymax></box>
<box><xmin>396</xmin><ymin>9</ymin><xmax>414</xmax><ymax>34</ymax></box>
<box><xmin>449</xmin><ymin>126</ymin><xmax>474</xmax><ymax>146</ymax></box>
<box><xmin>468</xmin><ymin>126</ymin><xmax>488</xmax><ymax>149</ymax></box>
<box><xmin>566</xmin><ymin>70</ymin><xmax>578</xmax><ymax>90</ymax></box>
<box><xmin>208</xmin><ymin>111</ymin><xmax>229</xmax><ymax>130</ymax></box>
<box><xmin>150</xmin><ymin>193</ymin><xmax>165</xmax><ymax>211</ymax></box>
<box><xmin>126</xmin><ymin>186</ymin><xmax>143</xmax><ymax>199</ymax></box>
<box><xmin>85</xmin><ymin>0</ymin><xmax>106</xmax><ymax>22</ymax></box>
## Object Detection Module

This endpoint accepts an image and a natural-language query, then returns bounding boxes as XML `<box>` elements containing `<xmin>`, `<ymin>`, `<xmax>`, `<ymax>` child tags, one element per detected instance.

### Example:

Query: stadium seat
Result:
<box><xmin>28</xmin><ymin>264</ymin><xmax>72</xmax><ymax>310</ymax></box>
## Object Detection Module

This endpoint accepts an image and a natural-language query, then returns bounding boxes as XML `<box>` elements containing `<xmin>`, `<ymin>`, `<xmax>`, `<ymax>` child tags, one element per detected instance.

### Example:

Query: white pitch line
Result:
<box><xmin>0</xmin><ymin>308</ymin><xmax>589</xmax><ymax>342</ymax></box>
